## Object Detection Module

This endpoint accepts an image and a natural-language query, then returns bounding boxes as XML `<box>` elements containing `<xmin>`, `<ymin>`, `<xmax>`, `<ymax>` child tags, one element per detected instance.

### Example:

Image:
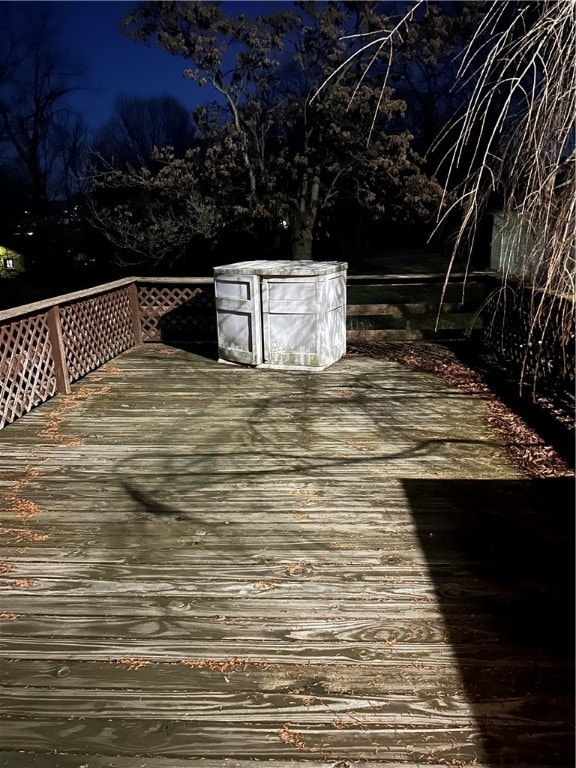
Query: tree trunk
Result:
<box><xmin>291</xmin><ymin>169</ymin><xmax>321</xmax><ymax>260</ymax></box>
<box><xmin>291</xmin><ymin>210</ymin><xmax>315</xmax><ymax>260</ymax></box>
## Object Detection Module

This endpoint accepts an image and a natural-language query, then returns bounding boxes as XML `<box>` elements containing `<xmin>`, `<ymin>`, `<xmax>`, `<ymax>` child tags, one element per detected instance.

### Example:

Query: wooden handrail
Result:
<box><xmin>0</xmin><ymin>278</ymin><xmax>136</xmax><ymax>322</ymax></box>
<box><xmin>135</xmin><ymin>276</ymin><xmax>214</xmax><ymax>285</ymax></box>
<box><xmin>1</xmin><ymin>272</ymin><xmax>572</xmax><ymax>324</ymax></box>
<box><xmin>0</xmin><ymin>276</ymin><xmax>216</xmax><ymax>322</ymax></box>
<box><xmin>346</xmin><ymin>271</ymin><xmax>495</xmax><ymax>282</ymax></box>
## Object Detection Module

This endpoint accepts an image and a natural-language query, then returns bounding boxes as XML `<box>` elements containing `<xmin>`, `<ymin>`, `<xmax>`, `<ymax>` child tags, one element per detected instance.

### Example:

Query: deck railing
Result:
<box><xmin>0</xmin><ymin>277</ymin><xmax>214</xmax><ymax>430</ymax></box>
<box><xmin>0</xmin><ymin>272</ymin><xmax>489</xmax><ymax>430</ymax></box>
<box><xmin>5</xmin><ymin>271</ymin><xmax>569</xmax><ymax>430</ymax></box>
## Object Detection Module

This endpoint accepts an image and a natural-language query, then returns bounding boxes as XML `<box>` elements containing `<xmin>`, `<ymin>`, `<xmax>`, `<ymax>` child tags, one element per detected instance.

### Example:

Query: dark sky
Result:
<box><xmin>5</xmin><ymin>1</ymin><xmax>291</xmax><ymax>133</ymax></box>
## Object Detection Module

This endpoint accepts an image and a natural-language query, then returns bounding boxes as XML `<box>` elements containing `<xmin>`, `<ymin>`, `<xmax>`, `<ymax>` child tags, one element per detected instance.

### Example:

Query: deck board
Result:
<box><xmin>0</xmin><ymin>344</ymin><xmax>573</xmax><ymax>767</ymax></box>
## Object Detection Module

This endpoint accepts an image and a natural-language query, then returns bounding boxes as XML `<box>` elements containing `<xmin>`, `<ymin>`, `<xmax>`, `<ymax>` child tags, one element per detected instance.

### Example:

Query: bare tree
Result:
<box><xmin>93</xmin><ymin>95</ymin><xmax>196</xmax><ymax>169</ymax></box>
<box><xmin>0</xmin><ymin>7</ymin><xmax>88</xmax><ymax>208</ymax></box>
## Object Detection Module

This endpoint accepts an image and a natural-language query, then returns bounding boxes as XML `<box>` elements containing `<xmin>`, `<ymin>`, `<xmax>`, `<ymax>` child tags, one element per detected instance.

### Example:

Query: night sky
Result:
<box><xmin>4</xmin><ymin>1</ymin><xmax>291</xmax><ymax>132</ymax></box>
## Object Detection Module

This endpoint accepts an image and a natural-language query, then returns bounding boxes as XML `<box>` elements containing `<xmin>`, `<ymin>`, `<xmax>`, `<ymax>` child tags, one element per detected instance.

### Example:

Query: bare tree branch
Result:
<box><xmin>86</xmin><ymin>149</ymin><xmax>222</xmax><ymax>267</ymax></box>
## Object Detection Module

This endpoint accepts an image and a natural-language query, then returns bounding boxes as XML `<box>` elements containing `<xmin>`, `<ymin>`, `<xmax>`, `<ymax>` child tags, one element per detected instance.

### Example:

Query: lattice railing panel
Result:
<box><xmin>0</xmin><ymin>313</ymin><xmax>57</xmax><ymax>429</ymax></box>
<box><xmin>60</xmin><ymin>287</ymin><xmax>136</xmax><ymax>382</ymax></box>
<box><xmin>138</xmin><ymin>284</ymin><xmax>215</xmax><ymax>344</ymax></box>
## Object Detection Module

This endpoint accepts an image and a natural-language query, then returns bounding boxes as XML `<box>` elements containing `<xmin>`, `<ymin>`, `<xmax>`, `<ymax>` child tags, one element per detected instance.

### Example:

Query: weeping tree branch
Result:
<box><xmin>436</xmin><ymin>0</ymin><xmax>575</xmax><ymax>398</ymax></box>
<box><xmin>318</xmin><ymin>0</ymin><xmax>575</xmax><ymax>397</ymax></box>
<box><xmin>437</xmin><ymin>0</ymin><xmax>575</xmax><ymax>288</ymax></box>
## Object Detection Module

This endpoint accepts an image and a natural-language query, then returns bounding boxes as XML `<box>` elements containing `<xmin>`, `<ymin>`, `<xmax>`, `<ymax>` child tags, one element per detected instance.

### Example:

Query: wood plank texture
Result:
<box><xmin>0</xmin><ymin>345</ymin><xmax>573</xmax><ymax>767</ymax></box>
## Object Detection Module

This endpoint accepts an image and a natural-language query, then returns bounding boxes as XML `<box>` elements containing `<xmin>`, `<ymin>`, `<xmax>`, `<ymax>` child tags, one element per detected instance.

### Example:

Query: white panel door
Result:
<box><xmin>262</xmin><ymin>277</ymin><xmax>319</xmax><ymax>367</ymax></box>
<box><xmin>215</xmin><ymin>274</ymin><xmax>263</xmax><ymax>365</ymax></box>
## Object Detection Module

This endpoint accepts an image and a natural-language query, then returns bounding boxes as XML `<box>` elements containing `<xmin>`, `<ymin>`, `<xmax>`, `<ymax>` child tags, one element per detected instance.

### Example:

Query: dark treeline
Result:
<box><xmin>0</xmin><ymin>2</ymin><xmax>483</xmax><ymax>296</ymax></box>
<box><xmin>0</xmin><ymin>1</ymin><xmax>526</xmax><ymax>305</ymax></box>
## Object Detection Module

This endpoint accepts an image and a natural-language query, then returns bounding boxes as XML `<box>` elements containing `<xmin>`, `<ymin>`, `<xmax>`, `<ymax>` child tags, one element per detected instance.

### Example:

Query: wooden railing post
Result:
<box><xmin>127</xmin><ymin>282</ymin><xmax>143</xmax><ymax>345</ymax></box>
<box><xmin>46</xmin><ymin>306</ymin><xmax>71</xmax><ymax>395</ymax></box>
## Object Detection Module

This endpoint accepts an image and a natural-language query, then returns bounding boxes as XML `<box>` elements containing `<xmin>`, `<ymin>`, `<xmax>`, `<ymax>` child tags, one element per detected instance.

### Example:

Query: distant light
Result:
<box><xmin>280</xmin><ymin>219</ymin><xmax>288</xmax><ymax>230</ymax></box>
<box><xmin>25</xmin><ymin>231</ymin><xmax>34</xmax><ymax>236</ymax></box>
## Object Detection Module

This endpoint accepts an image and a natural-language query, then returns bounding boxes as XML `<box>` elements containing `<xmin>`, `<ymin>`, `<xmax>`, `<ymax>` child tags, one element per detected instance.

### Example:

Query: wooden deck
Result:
<box><xmin>0</xmin><ymin>344</ymin><xmax>573</xmax><ymax>767</ymax></box>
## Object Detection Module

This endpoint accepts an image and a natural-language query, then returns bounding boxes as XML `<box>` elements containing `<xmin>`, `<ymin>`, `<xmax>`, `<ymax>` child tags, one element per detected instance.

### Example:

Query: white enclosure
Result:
<box><xmin>214</xmin><ymin>260</ymin><xmax>347</xmax><ymax>371</ymax></box>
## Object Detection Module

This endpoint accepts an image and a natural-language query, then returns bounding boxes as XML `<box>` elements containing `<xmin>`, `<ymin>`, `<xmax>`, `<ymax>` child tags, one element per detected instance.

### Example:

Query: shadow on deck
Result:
<box><xmin>0</xmin><ymin>344</ymin><xmax>573</xmax><ymax>767</ymax></box>
<box><xmin>406</xmin><ymin>477</ymin><xmax>574</xmax><ymax>766</ymax></box>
